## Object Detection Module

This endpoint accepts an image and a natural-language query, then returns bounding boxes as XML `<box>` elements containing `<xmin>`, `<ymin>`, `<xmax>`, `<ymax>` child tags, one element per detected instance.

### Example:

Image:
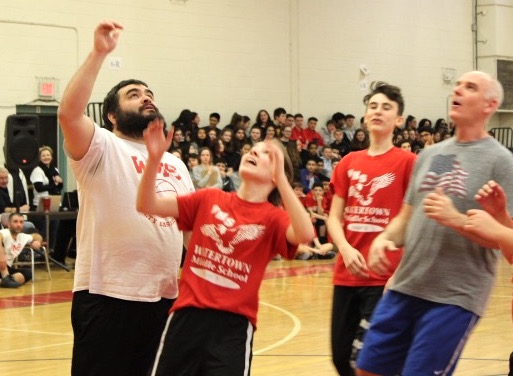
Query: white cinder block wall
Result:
<box><xmin>1</xmin><ymin>0</ymin><xmax>502</xmax><ymax>173</ymax></box>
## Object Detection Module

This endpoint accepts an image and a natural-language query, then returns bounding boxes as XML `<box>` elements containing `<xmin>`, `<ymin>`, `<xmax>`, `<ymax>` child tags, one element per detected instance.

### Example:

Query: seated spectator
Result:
<box><xmin>434</xmin><ymin>118</ymin><xmax>449</xmax><ymax>133</ymax></box>
<box><xmin>169</xmin><ymin>148</ymin><xmax>183</xmax><ymax>160</ymax></box>
<box><xmin>399</xmin><ymin>140</ymin><xmax>413</xmax><ymax>153</ymax></box>
<box><xmin>344</xmin><ymin>114</ymin><xmax>357</xmax><ymax>141</ymax></box>
<box><xmin>330</xmin><ymin>129</ymin><xmax>352</xmax><ymax>159</ymax></box>
<box><xmin>193</xmin><ymin>127</ymin><xmax>209</xmax><ymax>148</ymax></box>
<box><xmin>249</xmin><ymin>125</ymin><xmax>262</xmax><ymax>145</ymax></box>
<box><xmin>332</xmin><ymin>112</ymin><xmax>346</xmax><ymax>129</ymax></box>
<box><xmin>254</xmin><ymin>109</ymin><xmax>274</xmax><ymax>137</ymax></box>
<box><xmin>321</xmin><ymin>120</ymin><xmax>337</xmax><ymax>146</ymax></box>
<box><xmin>299</xmin><ymin>158</ymin><xmax>320</xmax><ymax>194</ymax></box>
<box><xmin>303</xmin><ymin>117</ymin><xmax>324</xmax><ymax>146</ymax></box>
<box><xmin>191</xmin><ymin>148</ymin><xmax>222</xmax><ymax>189</ymax></box>
<box><xmin>185</xmin><ymin>153</ymin><xmax>199</xmax><ymax>172</ymax></box>
<box><xmin>215</xmin><ymin>160</ymin><xmax>235</xmax><ymax>192</ymax></box>
<box><xmin>0</xmin><ymin>213</ymin><xmax>43</xmax><ymax>288</ymax></box>
<box><xmin>407</xmin><ymin>129</ymin><xmax>422</xmax><ymax>153</ymax></box>
<box><xmin>172</xmin><ymin>109</ymin><xmax>195</xmax><ymax>135</ymax></box>
<box><xmin>0</xmin><ymin>167</ymin><xmax>30</xmax><ymax>214</ymax></box>
<box><xmin>301</xmin><ymin>142</ymin><xmax>320</xmax><ymax>167</ymax></box>
<box><xmin>351</xmin><ymin>129</ymin><xmax>370</xmax><ymax>151</ymax></box>
<box><xmin>292</xmin><ymin>182</ymin><xmax>333</xmax><ymax>260</ymax></box>
<box><xmin>320</xmin><ymin>146</ymin><xmax>334</xmax><ymax>178</ymax></box>
<box><xmin>233</xmin><ymin>126</ymin><xmax>249</xmax><ymax>152</ymax></box>
<box><xmin>291</xmin><ymin>113</ymin><xmax>306</xmax><ymax>146</ymax></box>
<box><xmin>224</xmin><ymin>112</ymin><xmax>243</xmax><ymax>131</ymax></box>
<box><xmin>418</xmin><ymin>118</ymin><xmax>432</xmax><ymax>129</ymax></box>
<box><xmin>200</xmin><ymin>112</ymin><xmax>221</xmax><ymax>137</ymax></box>
<box><xmin>30</xmin><ymin>146</ymin><xmax>63</xmax><ymax>210</ymax></box>
<box><xmin>305</xmin><ymin>182</ymin><xmax>330</xmax><ymax>243</ymax></box>
<box><xmin>315</xmin><ymin>160</ymin><xmax>330</xmax><ymax>182</ymax></box>
<box><xmin>264</xmin><ymin>124</ymin><xmax>277</xmax><ymax>141</ymax></box>
<box><xmin>168</xmin><ymin>127</ymin><xmax>189</xmax><ymax>157</ymax></box>
<box><xmin>418</xmin><ymin>126</ymin><xmax>435</xmax><ymax>149</ymax></box>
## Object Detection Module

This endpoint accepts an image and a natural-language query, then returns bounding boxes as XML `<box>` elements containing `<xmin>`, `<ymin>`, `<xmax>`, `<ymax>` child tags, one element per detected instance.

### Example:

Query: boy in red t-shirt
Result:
<box><xmin>327</xmin><ymin>82</ymin><xmax>416</xmax><ymax>375</ymax></box>
<box><xmin>137</xmin><ymin>120</ymin><xmax>314</xmax><ymax>375</ymax></box>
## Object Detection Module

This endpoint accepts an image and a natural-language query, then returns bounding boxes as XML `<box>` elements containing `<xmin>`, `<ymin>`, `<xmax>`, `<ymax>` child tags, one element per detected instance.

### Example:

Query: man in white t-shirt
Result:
<box><xmin>58</xmin><ymin>21</ymin><xmax>195</xmax><ymax>376</ymax></box>
<box><xmin>0</xmin><ymin>212</ymin><xmax>42</xmax><ymax>288</ymax></box>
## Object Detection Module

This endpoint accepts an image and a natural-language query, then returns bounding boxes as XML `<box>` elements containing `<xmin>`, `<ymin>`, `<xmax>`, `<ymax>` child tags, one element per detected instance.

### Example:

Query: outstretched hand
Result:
<box><xmin>475</xmin><ymin>180</ymin><xmax>507</xmax><ymax>217</ymax></box>
<box><xmin>464</xmin><ymin>209</ymin><xmax>500</xmax><ymax>243</ymax></box>
<box><xmin>143</xmin><ymin>118</ymin><xmax>173</xmax><ymax>161</ymax></box>
<box><xmin>94</xmin><ymin>20</ymin><xmax>124</xmax><ymax>55</ymax></box>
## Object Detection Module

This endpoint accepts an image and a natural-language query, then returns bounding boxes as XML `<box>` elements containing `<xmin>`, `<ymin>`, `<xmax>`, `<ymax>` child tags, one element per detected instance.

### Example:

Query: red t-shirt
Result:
<box><xmin>302</xmin><ymin>128</ymin><xmax>324</xmax><ymax>146</ymax></box>
<box><xmin>304</xmin><ymin>191</ymin><xmax>330</xmax><ymax>215</ymax></box>
<box><xmin>172</xmin><ymin>189</ymin><xmax>296</xmax><ymax>327</ymax></box>
<box><xmin>330</xmin><ymin>147</ymin><xmax>416</xmax><ymax>286</ymax></box>
<box><xmin>290</xmin><ymin>126</ymin><xmax>306</xmax><ymax>145</ymax></box>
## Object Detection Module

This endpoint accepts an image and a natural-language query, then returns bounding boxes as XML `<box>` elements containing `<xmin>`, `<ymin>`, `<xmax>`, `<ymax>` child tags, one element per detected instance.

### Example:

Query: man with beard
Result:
<box><xmin>57</xmin><ymin>21</ymin><xmax>194</xmax><ymax>376</ymax></box>
<box><xmin>0</xmin><ymin>213</ymin><xmax>43</xmax><ymax>288</ymax></box>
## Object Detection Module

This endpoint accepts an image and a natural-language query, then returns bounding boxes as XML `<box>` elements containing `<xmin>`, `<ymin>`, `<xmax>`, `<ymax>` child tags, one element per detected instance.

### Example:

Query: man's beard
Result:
<box><xmin>114</xmin><ymin>107</ymin><xmax>162</xmax><ymax>138</ymax></box>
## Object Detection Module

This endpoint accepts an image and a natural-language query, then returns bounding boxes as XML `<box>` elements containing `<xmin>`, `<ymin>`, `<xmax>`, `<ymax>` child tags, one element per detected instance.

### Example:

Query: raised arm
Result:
<box><xmin>266</xmin><ymin>141</ymin><xmax>315</xmax><ymax>245</ymax></box>
<box><xmin>136</xmin><ymin>119</ymin><xmax>180</xmax><ymax>218</ymax></box>
<box><xmin>57</xmin><ymin>20</ymin><xmax>124</xmax><ymax>160</ymax></box>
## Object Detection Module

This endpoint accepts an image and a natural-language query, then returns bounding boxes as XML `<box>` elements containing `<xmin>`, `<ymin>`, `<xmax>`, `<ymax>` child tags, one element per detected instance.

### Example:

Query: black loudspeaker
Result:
<box><xmin>4</xmin><ymin>114</ymin><xmax>40</xmax><ymax>170</ymax></box>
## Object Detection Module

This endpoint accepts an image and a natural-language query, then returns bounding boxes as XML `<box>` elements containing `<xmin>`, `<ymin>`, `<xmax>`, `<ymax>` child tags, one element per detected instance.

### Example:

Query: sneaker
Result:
<box><xmin>319</xmin><ymin>251</ymin><xmax>336</xmax><ymax>260</ymax></box>
<box><xmin>295</xmin><ymin>251</ymin><xmax>311</xmax><ymax>260</ymax></box>
<box><xmin>0</xmin><ymin>275</ymin><xmax>22</xmax><ymax>288</ymax></box>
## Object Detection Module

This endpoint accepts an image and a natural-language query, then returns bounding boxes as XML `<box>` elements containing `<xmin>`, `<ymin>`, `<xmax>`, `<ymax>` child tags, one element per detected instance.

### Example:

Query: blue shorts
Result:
<box><xmin>357</xmin><ymin>290</ymin><xmax>479</xmax><ymax>376</ymax></box>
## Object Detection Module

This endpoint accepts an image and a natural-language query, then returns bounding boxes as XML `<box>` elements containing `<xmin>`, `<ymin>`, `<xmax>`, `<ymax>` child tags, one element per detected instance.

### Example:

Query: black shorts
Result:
<box><xmin>71</xmin><ymin>290</ymin><xmax>174</xmax><ymax>376</ymax></box>
<box><xmin>7</xmin><ymin>265</ymin><xmax>31</xmax><ymax>282</ymax></box>
<box><xmin>152</xmin><ymin>307</ymin><xmax>254</xmax><ymax>376</ymax></box>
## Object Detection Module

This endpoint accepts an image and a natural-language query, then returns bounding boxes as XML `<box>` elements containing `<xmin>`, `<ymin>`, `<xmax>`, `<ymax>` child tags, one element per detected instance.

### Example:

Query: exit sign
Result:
<box><xmin>40</xmin><ymin>82</ymin><xmax>55</xmax><ymax>96</ymax></box>
<box><xmin>37</xmin><ymin>77</ymin><xmax>58</xmax><ymax>100</ymax></box>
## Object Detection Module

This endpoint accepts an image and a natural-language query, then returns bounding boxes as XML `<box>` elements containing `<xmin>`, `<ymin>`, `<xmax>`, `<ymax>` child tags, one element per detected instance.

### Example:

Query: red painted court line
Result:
<box><xmin>0</xmin><ymin>263</ymin><xmax>334</xmax><ymax>310</ymax></box>
<box><xmin>0</xmin><ymin>291</ymin><xmax>73</xmax><ymax>309</ymax></box>
<box><xmin>263</xmin><ymin>263</ymin><xmax>334</xmax><ymax>279</ymax></box>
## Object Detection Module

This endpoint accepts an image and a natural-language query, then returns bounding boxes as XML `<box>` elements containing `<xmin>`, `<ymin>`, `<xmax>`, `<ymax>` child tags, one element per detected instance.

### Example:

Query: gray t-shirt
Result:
<box><xmin>391</xmin><ymin>137</ymin><xmax>513</xmax><ymax>316</ymax></box>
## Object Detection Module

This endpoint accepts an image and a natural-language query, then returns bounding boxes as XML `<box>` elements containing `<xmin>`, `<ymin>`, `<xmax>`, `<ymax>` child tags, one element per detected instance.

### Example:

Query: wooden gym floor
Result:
<box><xmin>0</xmin><ymin>257</ymin><xmax>512</xmax><ymax>375</ymax></box>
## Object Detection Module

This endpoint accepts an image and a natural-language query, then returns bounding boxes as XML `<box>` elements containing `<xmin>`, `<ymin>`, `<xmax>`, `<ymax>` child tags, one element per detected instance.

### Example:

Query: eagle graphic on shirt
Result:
<box><xmin>200</xmin><ymin>224</ymin><xmax>266</xmax><ymax>255</ymax></box>
<box><xmin>348</xmin><ymin>172</ymin><xmax>396</xmax><ymax>206</ymax></box>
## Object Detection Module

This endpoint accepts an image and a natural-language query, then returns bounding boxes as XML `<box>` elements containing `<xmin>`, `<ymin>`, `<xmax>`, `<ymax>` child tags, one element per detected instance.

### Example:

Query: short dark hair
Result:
<box><xmin>273</xmin><ymin>107</ymin><xmax>286</xmax><ymax>118</ymax></box>
<box><xmin>9</xmin><ymin>212</ymin><xmax>24</xmax><ymax>222</ymax></box>
<box><xmin>294</xmin><ymin>113</ymin><xmax>303</xmax><ymax>119</ymax></box>
<box><xmin>209</xmin><ymin>113</ymin><xmax>221</xmax><ymax>121</ymax></box>
<box><xmin>363</xmin><ymin>81</ymin><xmax>405</xmax><ymax>116</ymax></box>
<box><xmin>418</xmin><ymin>126</ymin><xmax>434</xmax><ymax>135</ymax></box>
<box><xmin>102</xmin><ymin>79</ymin><xmax>148</xmax><ymax>131</ymax></box>
<box><xmin>332</xmin><ymin>112</ymin><xmax>346</xmax><ymax>123</ymax></box>
<box><xmin>307</xmin><ymin>117</ymin><xmax>318</xmax><ymax>123</ymax></box>
<box><xmin>346</xmin><ymin>114</ymin><xmax>355</xmax><ymax>120</ymax></box>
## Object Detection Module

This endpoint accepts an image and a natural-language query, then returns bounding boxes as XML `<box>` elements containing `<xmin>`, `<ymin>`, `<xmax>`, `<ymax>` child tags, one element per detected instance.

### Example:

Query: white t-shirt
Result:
<box><xmin>0</xmin><ymin>228</ymin><xmax>33</xmax><ymax>267</ymax></box>
<box><xmin>68</xmin><ymin>125</ymin><xmax>195</xmax><ymax>302</ymax></box>
<box><xmin>29</xmin><ymin>166</ymin><xmax>51</xmax><ymax>206</ymax></box>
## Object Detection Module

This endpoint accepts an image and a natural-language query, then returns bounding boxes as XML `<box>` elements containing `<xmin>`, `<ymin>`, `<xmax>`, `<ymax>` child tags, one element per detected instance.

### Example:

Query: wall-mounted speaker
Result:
<box><xmin>4</xmin><ymin>114</ymin><xmax>40</xmax><ymax>170</ymax></box>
